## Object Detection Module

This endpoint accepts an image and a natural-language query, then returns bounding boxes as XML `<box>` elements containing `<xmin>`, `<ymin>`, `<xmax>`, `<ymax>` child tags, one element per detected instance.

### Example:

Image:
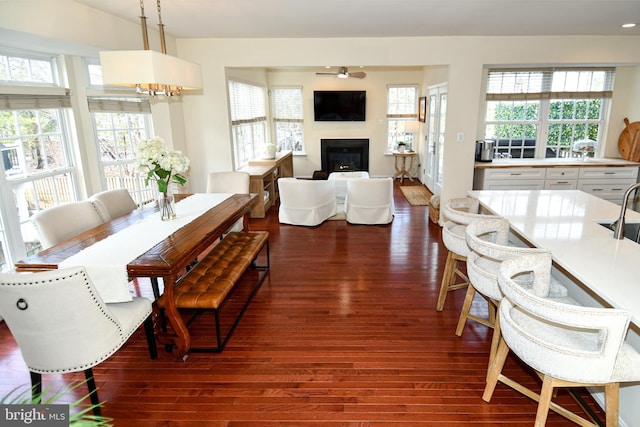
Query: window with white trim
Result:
<box><xmin>271</xmin><ymin>86</ymin><xmax>304</xmax><ymax>154</ymax></box>
<box><xmin>0</xmin><ymin>50</ymin><xmax>75</xmax><ymax>267</ymax></box>
<box><xmin>387</xmin><ymin>85</ymin><xmax>418</xmax><ymax>152</ymax></box>
<box><xmin>484</xmin><ymin>68</ymin><xmax>614</xmax><ymax>159</ymax></box>
<box><xmin>228</xmin><ymin>80</ymin><xmax>268</xmax><ymax>169</ymax></box>
<box><xmin>89</xmin><ymin>97</ymin><xmax>155</xmax><ymax>207</ymax></box>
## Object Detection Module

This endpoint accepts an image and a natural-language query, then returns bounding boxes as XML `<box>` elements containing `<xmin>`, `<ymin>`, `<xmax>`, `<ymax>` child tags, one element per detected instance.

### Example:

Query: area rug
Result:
<box><xmin>399</xmin><ymin>185</ymin><xmax>431</xmax><ymax>206</ymax></box>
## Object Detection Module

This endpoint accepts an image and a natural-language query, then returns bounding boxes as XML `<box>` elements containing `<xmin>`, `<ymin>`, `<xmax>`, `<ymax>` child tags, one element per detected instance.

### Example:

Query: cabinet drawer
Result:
<box><xmin>578</xmin><ymin>167</ymin><xmax>639</xmax><ymax>180</ymax></box>
<box><xmin>578</xmin><ymin>180</ymin><xmax>635</xmax><ymax>203</ymax></box>
<box><xmin>482</xmin><ymin>180</ymin><xmax>545</xmax><ymax>191</ymax></box>
<box><xmin>544</xmin><ymin>180</ymin><xmax>577</xmax><ymax>190</ymax></box>
<box><xmin>483</xmin><ymin>168</ymin><xmax>546</xmax><ymax>180</ymax></box>
<box><xmin>546</xmin><ymin>168</ymin><xmax>579</xmax><ymax>180</ymax></box>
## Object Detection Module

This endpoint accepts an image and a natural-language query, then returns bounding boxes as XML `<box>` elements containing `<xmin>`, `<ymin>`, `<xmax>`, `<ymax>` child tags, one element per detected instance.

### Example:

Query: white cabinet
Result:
<box><xmin>473</xmin><ymin>167</ymin><xmax>545</xmax><ymax>190</ymax></box>
<box><xmin>577</xmin><ymin>167</ymin><xmax>639</xmax><ymax>204</ymax></box>
<box><xmin>544</xmin><ymin>168</ymin><xmax>578</xmax><ymax>190</ymax></box>
<box><xmin>474</xmin><ymin>164</ymin><xmax>639</xmax><ymax>205</ymax></box>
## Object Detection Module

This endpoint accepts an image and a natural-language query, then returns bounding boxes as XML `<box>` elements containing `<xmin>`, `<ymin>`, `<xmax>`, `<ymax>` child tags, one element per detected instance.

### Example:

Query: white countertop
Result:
<box><xmin>475</xmin><ymin>158</ymin><xmax>640</xmax><ymax>169</ymax></box>
<box><xmin>468</xmin><ymin>190</ymin><xmax>640</xmax><ymax>325</ymax></box>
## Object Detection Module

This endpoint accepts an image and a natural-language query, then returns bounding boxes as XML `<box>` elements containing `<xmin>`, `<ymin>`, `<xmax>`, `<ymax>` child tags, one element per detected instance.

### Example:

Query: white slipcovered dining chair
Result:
<box><xmin>484</xmin><ymin>253</ymin><xmax>640</xmax><ymax>427</ymax></box>
<box><xmin>89</xmin><ymin>188</ymin><xmax>138</xmax><ymax>221</ymax></box>
<box><xmin>0</xmin><ymin>267</ymin><xmax>157</xmax><ymax>416</ymax></box>
<box><xmin>31</xmin><ymin>201</ymin><xmax>105</xmax><ymax>249</ymax></box>
<box><xmin>436</xmin><ymin>197</ymin><xmax>498</xmax><ymax>311</ymax></box>
<box><xmin>461</xmin><ymin>217</ymin><xmax>570</xmax><ymax>368</ymax></box>
<box><xmin>344</xmin><ymin>177</ymin><xmax>395</xmax><ymax>225</ymax></box>
<box><xmin>206</xmin><ymin>171</ymin><xmax>250</xmax><ymax>232</ymax></box>
<box><xmin>278</xmin><ymin>177</ymin><xmax>337</xmax><ymax>226</ymax></box>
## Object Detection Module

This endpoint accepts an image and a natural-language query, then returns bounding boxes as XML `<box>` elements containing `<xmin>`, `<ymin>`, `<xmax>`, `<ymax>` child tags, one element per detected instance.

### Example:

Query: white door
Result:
<box><xmin>424</xmin><ymin>84</ymin><xmax>447</xmax><ymax>195</ymax></box>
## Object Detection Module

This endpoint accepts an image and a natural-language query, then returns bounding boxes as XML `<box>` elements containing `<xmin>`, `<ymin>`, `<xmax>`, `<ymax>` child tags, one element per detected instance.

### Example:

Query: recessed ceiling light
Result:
<box><xmin>622</xmin><ymin>23</ymin><xmax>637</xmax><ymax>28</ymax></box>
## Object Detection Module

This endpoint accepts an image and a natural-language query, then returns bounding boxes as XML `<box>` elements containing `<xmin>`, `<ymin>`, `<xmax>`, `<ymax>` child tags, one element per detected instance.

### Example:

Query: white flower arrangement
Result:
<box><xmin>135</xmin><ymin>137</ymin><xmax>189</xmax><ymax>193</ymax></box>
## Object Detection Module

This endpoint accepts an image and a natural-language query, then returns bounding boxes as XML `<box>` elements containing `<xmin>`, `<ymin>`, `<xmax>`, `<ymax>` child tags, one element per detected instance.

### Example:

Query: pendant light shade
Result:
<box><xmin>99</xmin><ymin>0</ymin><xmax>202</xmax><ymax>97</ymax></box>
<box><xmin>99</xmin><ymin>50</ymin><xmax>202</xmax><ymax>96</ymax></box>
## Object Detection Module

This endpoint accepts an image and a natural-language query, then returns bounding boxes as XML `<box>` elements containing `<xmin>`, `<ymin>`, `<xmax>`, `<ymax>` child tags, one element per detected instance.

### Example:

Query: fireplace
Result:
<box><xmin>320</xmin><ymin>138</ymin><xmax>369</xmax><ymax>174</ymax></box>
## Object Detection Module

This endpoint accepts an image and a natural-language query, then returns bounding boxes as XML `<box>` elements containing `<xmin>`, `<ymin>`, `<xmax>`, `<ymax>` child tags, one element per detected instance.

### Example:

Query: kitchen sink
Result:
<box><xmin>598</xmin><ymin>221</ymin><xmax>640</xmax><ymax>243</ymax></box>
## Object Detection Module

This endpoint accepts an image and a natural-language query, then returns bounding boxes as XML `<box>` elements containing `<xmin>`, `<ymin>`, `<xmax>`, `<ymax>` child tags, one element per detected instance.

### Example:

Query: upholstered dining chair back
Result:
<box><xmin>344</xmin><ymin>177</ymin><xmax>395</xmax><ymax>225</ymax></box>
<box><xmin>89</xmin><ymin>188</ymin><xmax>138</xmax><ymax>221</ymax></box>
<box><xmin>206</xmin><ymin>171</ymin><xmax>250</xmax><ymax>194</ymax></box>
<box><xmin>278</xmin><ymin>178</ymin><xmax>337</xmax><ymax>226</ymax></box>
<box><xmin>31</xmin><ymin>201</ymin><xmax>105</xmax><ymax>249</ymax></box>
<box><xmin>0</xmin><ymin>267</ymin><xmax>156</xmax><ymax>414</ymax></box>
<box><xmin>207</xmin><ymin>171</ymin><xmax>250</xmax><ymax>232</ymax></box>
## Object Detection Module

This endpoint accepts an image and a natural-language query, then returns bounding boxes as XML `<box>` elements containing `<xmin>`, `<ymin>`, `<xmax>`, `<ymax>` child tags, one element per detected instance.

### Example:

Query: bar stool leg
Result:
<box><xmin>436</xmin><ymin>251</ymin><xmax>469</xmax><ymax>311</ymax></box>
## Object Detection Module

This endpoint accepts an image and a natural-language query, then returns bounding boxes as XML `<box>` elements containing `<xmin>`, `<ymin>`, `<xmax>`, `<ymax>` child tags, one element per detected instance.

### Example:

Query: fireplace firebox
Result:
<box><xmin>321</xmin><ymin>139</ymin><xmax>369</xmax><ymax>174</ymax></box>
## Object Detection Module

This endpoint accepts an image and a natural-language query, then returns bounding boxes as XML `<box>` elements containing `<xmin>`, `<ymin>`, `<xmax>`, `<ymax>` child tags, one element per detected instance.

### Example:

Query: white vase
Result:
<box><xmin>158</xmin><ymin>191</ymin><xmax>176</xmax><ymax>221</ymax></box>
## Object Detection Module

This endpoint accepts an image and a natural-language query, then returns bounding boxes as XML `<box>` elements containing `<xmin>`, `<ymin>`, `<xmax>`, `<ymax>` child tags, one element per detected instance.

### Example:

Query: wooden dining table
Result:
<box><xmin>15</xmin><ymin>193</ymin><xmax>258</xmax><ymax>360</ymax></box>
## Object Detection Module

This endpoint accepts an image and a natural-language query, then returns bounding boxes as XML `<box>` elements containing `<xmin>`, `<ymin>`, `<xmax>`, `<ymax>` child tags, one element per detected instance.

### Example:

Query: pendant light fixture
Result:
<box><xmin>99</xmin><ymin>0</ymin><xmax>202</xmax><ymax>97</ymax></box>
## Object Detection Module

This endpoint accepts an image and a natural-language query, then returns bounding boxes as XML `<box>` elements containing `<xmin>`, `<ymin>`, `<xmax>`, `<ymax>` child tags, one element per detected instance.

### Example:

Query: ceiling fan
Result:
<box><xmin>316</xmin><ymin>67</ymin><xmax>367</xmax><ymax>79</ymax></box>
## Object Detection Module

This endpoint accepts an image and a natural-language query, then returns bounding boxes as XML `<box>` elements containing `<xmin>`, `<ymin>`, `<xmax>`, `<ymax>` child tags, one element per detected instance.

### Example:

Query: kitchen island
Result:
<box><xmin>469</xmin><ymin>189</ymin><xmax>640</xmax><ymax>426</ymax></box>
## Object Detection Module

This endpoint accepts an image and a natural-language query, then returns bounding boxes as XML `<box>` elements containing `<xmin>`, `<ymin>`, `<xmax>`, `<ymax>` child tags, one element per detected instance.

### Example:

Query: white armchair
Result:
<box><xmin>0</xmin><ymin>267</ymin><xmax>157</xmax><ymax>416</ymax></box>
<box><xmin>484</xmin><ymin>253</ymin><xmax>640</xmax><ymax>426</ymax></box>
<box><xmin>344</xmin><ymin>177</ymin><xmax>394</xmax><ymax>225</ymax></box>
<box><xmin>31</xmin><ymin>201</ymin><xmax>105</xmax><ymax>249</ymax></box>
<box><xmin>278</xmin><ymin>178</ymin><xmax>337</xmax><ymax>226</ymax></box>
<box><xmin>89</xmin><ymin>188</ymin><xmax>138</xmax><ymax>221</ymax></box>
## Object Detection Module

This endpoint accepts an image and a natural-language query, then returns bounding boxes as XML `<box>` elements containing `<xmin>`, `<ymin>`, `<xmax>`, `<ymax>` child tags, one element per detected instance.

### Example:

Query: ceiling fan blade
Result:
<box><xmin>316</xmin><ymin>72</ymin><xmax>338</xmax><ymax>76</ymax></box>
<box><xmin>348</xmin><ymin>72</ymin><xmax>367</xmax><ymax>78</ymax></box>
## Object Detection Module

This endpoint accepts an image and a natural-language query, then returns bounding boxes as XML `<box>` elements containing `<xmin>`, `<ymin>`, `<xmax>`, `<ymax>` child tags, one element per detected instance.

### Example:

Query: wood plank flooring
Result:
<box><xmin>0</xmin><ymin>181</ymin><xmax>604</xmax><ymax>426</ymax></box>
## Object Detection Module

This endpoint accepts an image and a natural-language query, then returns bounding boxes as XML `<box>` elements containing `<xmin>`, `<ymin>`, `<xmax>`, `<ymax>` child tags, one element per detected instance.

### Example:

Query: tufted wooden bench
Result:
<box><xmin>156</xmin><ymin>231</ymin><xmax>269</xmax><ymax>352</ymax></box>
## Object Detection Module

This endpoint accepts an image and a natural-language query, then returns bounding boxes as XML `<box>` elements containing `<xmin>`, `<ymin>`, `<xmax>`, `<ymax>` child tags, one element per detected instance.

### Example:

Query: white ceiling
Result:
<box><xmin>73</xmin><ymin>0</ymin><xmax>640</xmax><ymax>39</ymax></box>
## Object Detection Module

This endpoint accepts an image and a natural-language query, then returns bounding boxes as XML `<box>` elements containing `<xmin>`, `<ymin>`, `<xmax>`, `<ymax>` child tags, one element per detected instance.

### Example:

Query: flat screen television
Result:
<box><xmin>314</xmin><ymin>90</ymin><xmax>366</xmax><ymax>122</ymax></box>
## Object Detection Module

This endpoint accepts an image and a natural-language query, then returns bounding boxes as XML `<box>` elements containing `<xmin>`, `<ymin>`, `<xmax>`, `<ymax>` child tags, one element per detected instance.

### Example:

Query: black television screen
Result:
<box><xmin>314</xmin><ymin>91</ymin><xmax>366</xmax><ymax>122</ymax></box>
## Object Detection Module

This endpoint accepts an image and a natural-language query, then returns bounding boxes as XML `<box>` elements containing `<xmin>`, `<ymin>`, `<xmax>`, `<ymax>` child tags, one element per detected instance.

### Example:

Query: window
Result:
<box><xmin>0</xmin><ymin>50</ymin><xmax>58</xmax><ymax>85</ymax></box>
<box><xmin>387</xmin><ymin>85</ymin><xmax>418</xmax><ymax>152</ymax></box>
<box><xmin>0</xmin><ymin>49</ymin><xmax>75</xmax><ymax>267</ymax></box>
<box><xmin>228</xmin><ymin>80</ymin><xmax>268</xmax><ymax>169</ymax></box>
<box><xmin>271</xmin><ymin>86</ymin><xmax>304</xmax><ymax>154</ymax></box>
<box><xmin>89</xmin><ymin>98</ymin><xmax>154</xmax><ymax>206</ymax></box>
<box><xmin>484</xmin><ymin>68</ymin><xmax>614</xmax><ymax>159</ymax></box>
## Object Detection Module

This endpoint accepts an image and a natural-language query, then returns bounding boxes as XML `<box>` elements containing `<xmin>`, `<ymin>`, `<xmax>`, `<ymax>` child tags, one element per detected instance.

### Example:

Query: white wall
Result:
<box><xmin>266</xmin><ymin>67</ymin><xmax>425</xmax><ymax>178</ymax></box>
<box><xmin>177</xmin><ymin>37</ymin><xmax>640</xmax><ymax>205</ymax></box>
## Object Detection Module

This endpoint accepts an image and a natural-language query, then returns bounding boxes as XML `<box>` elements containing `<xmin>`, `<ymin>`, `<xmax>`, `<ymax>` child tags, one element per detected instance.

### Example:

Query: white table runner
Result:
<box><xmin>60</xmin><ymin>193</ymin><xmax>232</xmax><ymax>303</ymax></box>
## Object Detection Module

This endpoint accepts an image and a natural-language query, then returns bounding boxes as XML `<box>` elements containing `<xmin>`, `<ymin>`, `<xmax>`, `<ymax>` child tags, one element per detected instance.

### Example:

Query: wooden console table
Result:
<box><xmin>240</xmin><ymin>151</ymin><xmax>294</xmax><ymax>218</ymax></box>
<box><xmin>393</xmin><ymin>151</ymin><xmax>417</xmax><ymax>184</ymax></box>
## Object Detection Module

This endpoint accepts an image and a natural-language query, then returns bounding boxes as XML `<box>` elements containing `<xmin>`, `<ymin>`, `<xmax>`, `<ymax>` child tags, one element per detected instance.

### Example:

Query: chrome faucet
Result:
<box><xmin>612</xmin><ymin>182</ymin><xmax>640</xmax><ymax>239</ymax></box>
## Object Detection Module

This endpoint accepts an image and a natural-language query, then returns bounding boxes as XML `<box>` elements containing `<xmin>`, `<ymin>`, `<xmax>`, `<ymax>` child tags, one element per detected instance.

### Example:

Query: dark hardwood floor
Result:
<box><xmin>0</xmin><ymin>181</ymin><xmax>603</xmax><ymax>426</ymax></box>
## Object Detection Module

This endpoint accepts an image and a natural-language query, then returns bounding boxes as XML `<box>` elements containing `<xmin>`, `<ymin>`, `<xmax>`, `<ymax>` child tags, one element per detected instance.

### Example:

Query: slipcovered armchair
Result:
<box><xmin>0</xmin><ymin>267</ymin><xmax>157</xmax><ymax>416</ymax></box>
<box><xmin>484</xmin><ymin>253</ymin><xmax>640</xmax><ymax>426</ymax></box>
<box><xmin>206</xmin><ymin>171</ymin><xmax>250</xmax><ymax>232</ymax></box>
<box><xmin>278</xmin><ymin>178</ymin><xmax>337</xmax><ymax>226</ymax></box>
<box><xmin>31</xmin><ymin>201</ymin><xmax>105</xmax><ymax>249</ymax></box>
<box><xmin>89</xmin><ymin>188</ymin><xmax>138</xmax><ymax>221</ymax></box>
<box><xmin>344</xmin><ymin>177</ymin><xmax>394</xmax><ymax>225</ymax></box>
